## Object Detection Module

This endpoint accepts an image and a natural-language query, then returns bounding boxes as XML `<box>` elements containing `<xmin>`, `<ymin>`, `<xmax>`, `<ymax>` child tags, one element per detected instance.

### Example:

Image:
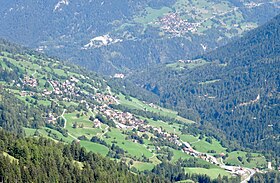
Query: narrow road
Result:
<box><xmin>68</xmin><ymin>133</ymin><xmax>78</xmax><ymax>141</ymax></box>
<box><xmin>31</xmin><ymin>70</ymin><xmax>37</xmax><ymax>77</ymax></box>
<box><xmin>59</xmin><ymin>109</ymin><xmax>79</xmax><ymax>141</ymax></box>
<box><xmin>47</xmin><ymin>80</ymin><xmax>55</xmax><ymax>91</ymax></box>
<box><xmin>181</xmin><ymin>140</ymin><xmax>256</xmax><ymax>182</ymax></box>
<box><xmin>60</xmin><ymin>109</ymin><xmax>67</xmax><ymax>128</ymax></box>
<box><xmin>96</xmin><ymin>125</ymin><xmax>109</xmax><ymax>138</ymax></box>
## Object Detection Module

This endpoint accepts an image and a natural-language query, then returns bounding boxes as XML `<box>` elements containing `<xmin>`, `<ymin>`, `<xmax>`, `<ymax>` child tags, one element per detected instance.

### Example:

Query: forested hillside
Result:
<box><xmin>0</xmin><ymin>0</ymin><xmax>279</xmax><ymax>74</ymax></box>
<box><xmin>1</xmin><ymin>1</ymin><xmax>279</xmax><ymax>182</ymax></box>
<box><xmin>124</xmin><ymin>14</ymin><xmax>280</xmax><ymax>162</ymax></box>
<box><xmin>0</xmin><ymin>129</ymin><xmax>167</xmax><ymax>183</ymax></box>
<box><xmin>0</xmin><ymin>39</ymin><xmax>247</xmax><ymax>182</ymax></box>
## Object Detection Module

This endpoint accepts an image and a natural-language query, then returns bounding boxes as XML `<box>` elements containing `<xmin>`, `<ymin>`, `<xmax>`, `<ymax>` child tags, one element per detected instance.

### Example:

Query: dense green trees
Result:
<box><xmin>0</xmin><ymin>90</ymin><xmax>45</xmax><ymax>135</ymax></box>
<box><xmin>95</xmin><ymin>113</ymin><xmax>116</xmax><ymax>128</ymax></box>
<box><xmin>249</xmin><ymin>171</ymin><xmax>280</xmax><ymax>183</ymax></box>
<box><xmin>0</xmin><ymin>129</ymin><xmax>167</xmax><ymax>183</ymax></box>
<box><xmin>122</xmin><ymin>14</ymin><xmax>280</xmax><ymax>162</ymax></box>
<box><xmin>151</xmin><ymin>161</ymin><xmax>241</xmax><ymax>183</ymax></box>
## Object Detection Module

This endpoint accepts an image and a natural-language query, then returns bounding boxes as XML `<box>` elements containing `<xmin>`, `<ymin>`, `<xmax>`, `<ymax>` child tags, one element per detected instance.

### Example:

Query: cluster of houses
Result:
<box><xmin>93</xmin><ymin>119</ymin><xmax>102</xmax><ymax>128</ymax></box>
<box><xmin>20</xmin><ymin>91</ymin><xmax>35</xmax><ymax>97</ymax></box>
<box><xmin>178</xmin><ymin>59</ymin><xmax>204</xmax><ymax>64</ymax></box>
<box><xmin>93</xmin><ymin>93</ymin><xmax>118</xmax><ymax>105</ymax></box>
<box><xmin>46</xmin><ymin>113</ymin><xmax>57</xmax><ymax>124</ymax></box>
<box><xmin>47</xmin><ymin>78</ymin><xmax>80</xmax><ymax>96</ymax></box>
<box><xmin>95</xmin><ymin>104</ymin><xmax>145</xmax><ymax>128</ymax></box>
<box><xmin>21</xmin><ymin>76</ymin><xmax>38</xmax><ymax>87</ymax></box>
<box><xmin>156</xmin><ymin>13</ymin><xmax>199</xmax><ymax>35</ymax></box>
<box><xmin>145</xmin><ymin>125</ymin><xmax>182</xmax><ymax>146</ymax></box>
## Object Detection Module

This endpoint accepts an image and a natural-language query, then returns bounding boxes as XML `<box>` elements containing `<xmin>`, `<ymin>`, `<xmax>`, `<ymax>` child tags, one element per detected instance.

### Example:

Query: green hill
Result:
<box><xmin>0</xmin><ymin>39</ymin><xmax>248</xmax><ymax>182</ymax></box>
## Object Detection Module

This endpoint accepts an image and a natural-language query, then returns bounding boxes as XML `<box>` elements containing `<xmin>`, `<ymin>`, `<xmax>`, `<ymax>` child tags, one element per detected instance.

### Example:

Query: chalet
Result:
<box><xmin>20</xmin><ymin>91</ymin><xmax>28</xmax><ymax>97</ymax></box>
<box><xmin>46</xmin><ymin>113</ymin><xmax>57</xmax><ymax>124</ymax></box>
<box><xmin>70</xmin><ymin>76</ymin><xmax>79</xmax><ymax>83</ymax></box>
<box><xmin>93</xmin><ymin>119</ymin><xmax>101</xmax><ymax>128</ymax></box>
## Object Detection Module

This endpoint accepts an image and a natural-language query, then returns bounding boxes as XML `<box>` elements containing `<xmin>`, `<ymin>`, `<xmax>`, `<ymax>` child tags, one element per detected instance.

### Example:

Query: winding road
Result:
<box><xmin>181</xmin><ymin>140</ymin><xmax>256</xmax><ymax>182</ymax></box>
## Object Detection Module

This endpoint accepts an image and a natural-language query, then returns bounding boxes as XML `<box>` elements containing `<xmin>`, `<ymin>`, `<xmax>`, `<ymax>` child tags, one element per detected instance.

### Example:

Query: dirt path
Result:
<box><xmin>96</xmin><ymin>126</ymin><xmax>109</xmax><ymax>138</ymax></box>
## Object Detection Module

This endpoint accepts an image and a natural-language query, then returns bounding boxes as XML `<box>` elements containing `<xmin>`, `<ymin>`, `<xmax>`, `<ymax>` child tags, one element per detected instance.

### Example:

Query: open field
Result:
<box><xmin>171</xmin><ymin>149</ymin><xmax>192</xmax><ymax>163</ymax></box>
<box><xmin>132</xmin><ymin>161</ymin><xmax>155</xmax><ymax>171</ymax></box>
<box><xmin>79</xmin><ymin>141</ymin><xmax>109</xmax><ymax>155</ymax></box>
<box><xmin>24</xmin><ymin>127</ymin><xmax>74</xmax><ymax>143</ymax></box>
<box><xmin>180</xmin><ymin>134</ymin><xmax>199</xmax><ymax>143</ymax></box>
<box><xmin>224</xmin><ymin>151</ymin><xmax>267</xmax><ymax>169</ymax></box>
<box><xmin>103</xmin><ymin>128</ymin><xmax>153</xmax><ymax>158</ymax></box>
<box><xmin>192</xmin><ymin>138</ymin><xmax>226</xmax><ymax>154</ymax></box>
<box><xmin>117</xmin><ymin>93</ymin><xmax>180</xmax><ymax>118</ymax></box>
<box><xmin>134</xmin><ymin>7</ymin><xmax>172</xmax><ymax>25</ymax></box>
<box><xmin>185</xmin><ymin>167</ymin><xmax>231</xmax><ymax>179</ymax></box>
<box><xmin>3</xmin><ymin>152</ymin><xmax>19</xmax><ymax>164</ymax></box>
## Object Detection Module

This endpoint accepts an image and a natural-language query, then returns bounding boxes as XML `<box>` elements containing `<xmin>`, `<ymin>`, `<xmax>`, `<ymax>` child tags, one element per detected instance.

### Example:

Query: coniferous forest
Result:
<box><xmin>0</xmin><ymin>1</ymin><xmax>279</xmax><ymax>183</ymax></box>
<box><xmin>114</xmin><ymin>14</ymin><xmax>280</xmax><ymax>159</ymax></box>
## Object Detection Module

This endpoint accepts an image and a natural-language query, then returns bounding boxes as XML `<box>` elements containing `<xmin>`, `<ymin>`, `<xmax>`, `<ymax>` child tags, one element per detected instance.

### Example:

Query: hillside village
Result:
<box><xmin>16</xmin><ymin>74</ymin><xmax>261</xmax><ymax>179</ymax></box>
<box><xmin>155</xmin><ymin>13</ymin><xmax>199</xmax><ymax>35</ymax></box>
<box><xmin>0</xmin><ymin>50</ymin><xmax>276</xmax><ymax>182</ymax></box>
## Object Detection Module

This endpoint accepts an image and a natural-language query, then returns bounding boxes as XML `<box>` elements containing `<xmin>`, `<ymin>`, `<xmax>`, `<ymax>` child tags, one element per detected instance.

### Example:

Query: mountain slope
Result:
<box><xmin>0</xmin><ymin>129</ymin><xmax>166</xmax><ymax>183</ymax></box>
<box><xmin>0</xmin><ymin>0</ymin><xmax>279</xmax><ymax>74</ymax></box>
<box><xmin>202</xmin><ymin>13</ymin><xmax>280</xmax><ymax>65</ymax></box>
<box><xmin>126</xmin><ymin>14</ymin><xmax>280</xmax><ymax>158</ymax></box>
<box><xmin>0</xmin><ymin>39</ymin><xmax>256</xmax><ymax>182</ymax></box>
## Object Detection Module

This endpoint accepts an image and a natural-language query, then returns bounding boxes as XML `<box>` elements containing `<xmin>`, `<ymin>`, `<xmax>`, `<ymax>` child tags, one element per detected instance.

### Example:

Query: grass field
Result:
<box><xmin>134</xmin><ymin>7</ymin><xmax>172</xmax><ymax>25</ymax></box>
<box><xmin>104</xmin><ymin>128</ymin><xmax>153</xmax><ymax>158</ymax></box>
<box><xmin>225</xmin><ymin>151</ymin><xmax>267</xmax><ymax>169</ymax></box>
<box><xmin>118</xmin><ymin>93</ymin><xmax>178</xmax><ymax>117</ymax></box>
<box><xmin>118</xmin><ymin>94</ymin><xmax>194</xmax><ymax>125</ymax></box>
<box><xmin>24</xmin><ymin>127</ymin><xmax>74</xmax><ymax>143</ymax></box>
<box><xmin>24</xmin><ymin>127</ymin><xmax>109</xmax><ymax>155</ymax></box>
<box><xmin>3</xmin><ymin>152</ymin><xmax>19</xmax><ymax>164</ymax></box>
<box><xmin>192</xmin><ymin>138</ymin><xmax>226</xmax><ymax>154</ymax></box>
<box><xmin>64</xmin><ymin>112</ymin><xmax>97</xmax><ymax>128</ymax></box>
<box><xmin>166</xmin><ymin>59</ymin><xmax>209</xmax><ymax>70</ymax></box>
<box><xmin>79</xmin><ymin>141</ymin><xmax>109</xmax><ymax>155</ymax></box>
<box><xmin>171</xmin><ymin>149</ymin><xmax>192</xmax><ymax>163</ymax></box>
<box><xmin>180</xmin><ymin>134</ymin><xmax>199</xmax><ymax>143</ymax></box>
<box><xmin>166</xmin><ymin>62</ymin><xmax>187</xmax><ymax>71</ymax></box>
<box><xmin>185</xmin><ymin>167</ymin><xmax>231</xmax><ymax>179</ymax></box>
<box><xmin>148</xmin><ymin>119</ymin><xmax>181</xmax><ymax>134</ymax></box>
<box><xmin>132</xmin><ymin>161</ymin><xmax>155</xmax><ymax>171</ymax></box>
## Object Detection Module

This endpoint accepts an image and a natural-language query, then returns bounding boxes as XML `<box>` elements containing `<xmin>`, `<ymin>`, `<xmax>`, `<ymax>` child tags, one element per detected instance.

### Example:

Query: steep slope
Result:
<box><xmin>0</xmin><ymin>40</ymin><xmax>255</xmax><ymax>182</ymax></box>
<box><xmin>126</xmin><ymin>14</ymin><xmax>280</xmax><ymax>158</ymax></box>
<box><xmin>0</xmin><ymin>129</ymin><xmax>166</xmax><ymax>183</ymax></box>
<box><xmin>202</xmin><ymin>13</ymin><xmax>280</xmax><ymax>65</ymax></box>
<box><xmin>0</xmin><ymin>0</ymin><xmax>279</xmax><ymax>74</ymax></box>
